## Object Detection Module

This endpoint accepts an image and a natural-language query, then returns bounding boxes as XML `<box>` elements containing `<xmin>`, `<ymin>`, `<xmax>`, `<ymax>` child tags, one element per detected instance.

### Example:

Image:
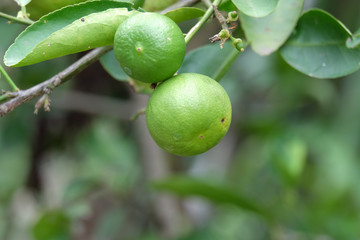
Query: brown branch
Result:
<box><xmin>0</xmin><ymin>46</ymin><xmax>112</xmax><ymax>117</ymax></box>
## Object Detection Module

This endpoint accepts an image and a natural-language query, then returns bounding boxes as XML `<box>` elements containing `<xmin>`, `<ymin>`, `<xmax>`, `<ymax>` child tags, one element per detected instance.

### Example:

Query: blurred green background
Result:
<box><xmin>1</xmin><ymin>0</ymin><xmax>360</xmax><ymax>239</ymax></box>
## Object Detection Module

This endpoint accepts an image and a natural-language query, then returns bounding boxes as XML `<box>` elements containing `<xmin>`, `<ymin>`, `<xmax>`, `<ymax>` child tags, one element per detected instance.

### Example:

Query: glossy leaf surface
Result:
<box><xmin>4</xmin><ymin>1</ymin><xmax>134</xmax><ymax>67</ymax></box>
<box><xmin>281</xmin><ymin>9</ymin><xmax>360</xmax><ymax>79</ymax></box>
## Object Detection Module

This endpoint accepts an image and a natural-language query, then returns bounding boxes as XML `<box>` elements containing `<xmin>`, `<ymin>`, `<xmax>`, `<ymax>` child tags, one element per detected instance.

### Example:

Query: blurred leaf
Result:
<box><xmin>268</xmin><ymin>137</ymin><xmax>307</xmax><ymax>185</ymax></box>
<box><xmin>280</xmin><ymin>9</ymin><xmax>360</xmax><ymax>79</ymax></box>
<box><xmin>76</xmin><ymin>120</ymin><xmax>139</xmax><ymax>193</ymax></box>
<box><xmin>63</xmin><ymin>178</ymin><xmax>98</xmax><ymax>203</ymax></box>
<box><xmin>240</xmin><ymin>0</ymin><xmax>304</xmax><ymax>55</ymax></box>
<box><xmin>33</xmin><ymin>210</ymin><xmax>70</xmax><ymax>240</ymax></box>
<box><xmin>164</xmin><ymin>7</ymin><xmax>205</xmax><ymax>23</ymax></box>
<box><xmin>4</xmin><ymin>1</ymin><xmax>134</xmax><ymax>67</ymax></box>
<box><xmin>0</xmin><ymin>146</ymin><xmax>29</xmax><ymax>202</ymax></box>
<box><xmin>94</xmin><ymin>209</ymin><xmax>124</xmax><ymax>240</ymax></box>
<box><xmin>233</xmin><ymin>0</ymin><xmax>278</xmax><ymax>17</ymax></box>
<box><xmin>100</xmin><ymin>50</ymin><xmax>129</xmax><ymax>82</ymax></box>
<box><xmin>153</xmin><ymin>176</ymin><xmax>269</xmax><ymax>217</ymax></box>
<box><xmin>179</xmin><ymin>42</ymin><xmax>240</xmax><ymax>81</ymax></box>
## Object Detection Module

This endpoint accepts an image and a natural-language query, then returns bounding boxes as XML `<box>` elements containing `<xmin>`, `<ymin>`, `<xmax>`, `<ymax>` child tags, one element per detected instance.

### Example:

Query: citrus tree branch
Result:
<box><xmin>0</xmin><ymin>12</ymin><xmax>34</xmax><ymax>25</ymax></box>
<box><xmin>184</xmin><ymin>0</ymin><xmax>222</xmax><ymax>44</ymax></box>
<box><xmin>0</xmin><ymin>46</ymin><xmax>112</xmax><ymax>117</ymax></box>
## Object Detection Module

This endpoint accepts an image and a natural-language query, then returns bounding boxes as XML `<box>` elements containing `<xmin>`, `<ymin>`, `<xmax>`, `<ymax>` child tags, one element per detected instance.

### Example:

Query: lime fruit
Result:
<box><xmin>146</xmin><ymin>73</ymin><xmax>232</xmax><ymax>156</ymax></box>
<box><xmin>143</xmin><ymin>0</ymin><xmax>177</xmax><ymax>12</ymax></box>
<box><xmin>113</xmin><ymin>12</ymin><xmax>186</xmax><ymax>83</ymax></box>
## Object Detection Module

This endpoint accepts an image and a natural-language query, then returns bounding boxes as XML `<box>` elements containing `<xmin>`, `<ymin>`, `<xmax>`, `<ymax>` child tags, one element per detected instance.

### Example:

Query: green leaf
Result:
<box><xmin>269</xmin><ymin>137</ymin><xmax>307</xmax><ymax>185</ymax></box>
<box><xmin>100</xmin><ymin>50</ymin><xmax>129</xmax><ymax>81</ymax></box>
<box><xmin>153</xmin><ymin>176</ymin><xmax>269</xmax><ymax>217</ymax></box>
<box><xmin>33</xmin><ymin>210</ymin><xmax>70</xmax><ymax>240</ymax></box>
<box><xmin>232</xmin><ymin>0</ymin><xmax>279</xmax><ymax>17</ymax></box>
<box><xmin>240</xmin><ymin>0</ymin><xmax>304</xmax><ymax>55</ymax></box>
<box><xmin>4</xmin><ymin>1</ymin><xmax>135</xmax><ymax>67</ymax></box>
<box><xmin>179</xmin><ymin>42</ymin><xmax>240</xmax><ymax>81</ymax></box>
<box><xmin>280</xmin><ymin>9</ymin><xmax>360</xmax><ymax>79</ymax></box>
<box><xmin>164</xmin><ymin>7</ymin><xmax>205</xmax><ymax>24</ymax></box>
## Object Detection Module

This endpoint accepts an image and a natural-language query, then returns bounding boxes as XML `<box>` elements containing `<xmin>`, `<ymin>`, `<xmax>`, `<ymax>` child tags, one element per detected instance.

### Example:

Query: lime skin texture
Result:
<box><xmin>146</xmin><ymin>73</ymin><xmax>232</xmax><ymax>156</ymax></box>
<box><xmin>113</xmin><ymin>12</ymin><xmax>186</xmax><ymax>83</ymax></box>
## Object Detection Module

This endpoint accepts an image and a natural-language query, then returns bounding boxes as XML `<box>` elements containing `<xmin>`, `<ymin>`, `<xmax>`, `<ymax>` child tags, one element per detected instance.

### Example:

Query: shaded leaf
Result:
<box><xmin>100</xmin><ymin>50</ymin><xmax>129</xmax><ymax>82</ymax></box>
<box><xmin>280</xmin><ymin>9</ymin><xmax>360</xmax><ymax>79</ymax></box>
<box><xmin>164</xmin><ymin>7</ymin><xmax>205</xmax><ymax>24</ymax></box>
<box><xmin>233</xmin><ymin>0</ymin><xmax>279</xmax><ymax>17</ymax></box>
<box><xmin>240</xmin><ymin>0</ymin><xmax>304</xmax><ymax>55</ymax></box>
<box><xmin>153</xmin><ymin>176</ymin><xmax>269</xmax><ymax>217</ymax></box>
<box><xmin>4</xmin><ymin>1</ymin><xmax>135</xmax><ymax>67</ymax></box>
<box><xmin>269</xmin><ymin>137</ymin><xmax>307</xmax><ymax>185</ymax></box>
<box><xmin>179</xmin><ymin>42</ymin><xmax>240</xmax><ymax>81</ymax></box>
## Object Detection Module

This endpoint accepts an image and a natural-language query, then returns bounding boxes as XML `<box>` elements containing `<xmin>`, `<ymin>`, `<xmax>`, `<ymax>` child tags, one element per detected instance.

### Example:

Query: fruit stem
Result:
<box><xmin>184</xmin><ymin>0</ymin><xmax>223</xmax><ymax>44</ymax></box>
<box><xmin>0</xmin><ymin>12</ymin><xmax>34</xmax><ymax>25</ymax></box>
<box><xmin>0</xmin><ymin>64</ymin><xmax>20</xmax><ymax>92</ymax></box>
<box><xmin>213</xmin><ymin>48</ymin><xmax>241</xmax><ymax>81</ymax></box>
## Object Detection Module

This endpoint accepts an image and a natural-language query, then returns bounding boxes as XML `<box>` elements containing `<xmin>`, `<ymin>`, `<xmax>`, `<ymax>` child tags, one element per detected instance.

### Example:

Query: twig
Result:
<box><xmin>0</xmin><ymin>46</ymin><xmax>112</xmax><ymax>117</ymax></box>
<box><xmin>184</xmin><ymin>0</ymin><xmax>222</xmax><ymax>44</ymax></box>
<box><xmin>213</xmin><ymin>4</ymin><xmax>229</xmax><ymax>30</ymax></box>
<box><xmin>0</xmin><ymin>12</ymin><xmax>34</xmax><ymax>25</ymax></box>
<box><xmin>0</xmin><ymin>64</ymin><xmax>20</xmax><ymax>91</ymax></box>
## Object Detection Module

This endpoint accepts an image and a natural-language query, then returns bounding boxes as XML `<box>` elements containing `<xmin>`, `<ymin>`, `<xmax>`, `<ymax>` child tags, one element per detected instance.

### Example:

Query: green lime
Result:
<box><xmin>146</xmin><ymin>73</ymin><xmax>232</xmax><ymax>156</ymax></box>
<box><xmin>143</xmin><ymin>0</ymin><xmax>177</xmax><ymax>11</ymax></box>
<box><xmin>113</xmin><ymin>12</ymin><xmax>186</xmax><ymax>83</ymax></box>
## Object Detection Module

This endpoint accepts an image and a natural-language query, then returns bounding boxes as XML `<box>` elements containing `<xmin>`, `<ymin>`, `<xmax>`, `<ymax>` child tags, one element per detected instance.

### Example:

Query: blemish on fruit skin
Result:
<box><xmin>199</xmin><ymin>135</ymin><xmax>204</xmax><ymax>139</ymax></box>
<box><xmin>221</xmin><ymin>117</ymin><xmax>225</xmax><ymax>123</ymax></box>
<box><xmin>136</xmin><ymin>47</ymin><xmax>142</xmax><ymax>53</ymax></box>
<box><xmin>81</xmin><ymin>18</ymin><xmax>85</xmax><ymax>22</ymax></box>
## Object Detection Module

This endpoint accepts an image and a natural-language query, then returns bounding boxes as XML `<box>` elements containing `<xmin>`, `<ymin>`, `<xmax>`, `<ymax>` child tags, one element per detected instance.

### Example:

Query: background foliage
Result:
<box><xmin>0</xmin><ymin>0</ymin><xmax>360</xmax><ymax>239</ymax></box>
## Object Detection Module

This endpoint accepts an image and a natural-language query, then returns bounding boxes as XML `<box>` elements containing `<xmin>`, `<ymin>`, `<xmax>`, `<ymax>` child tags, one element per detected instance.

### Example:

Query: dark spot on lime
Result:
<box><xmin>81</xmin><ymin>18</ymin><xmax>85</xmax><ymax>22</ymax></box>
<box><xmin>199</xmin><ymin>135</ymin><xmax>204</xmax><ymax>139</ymax></box>
<box><xmin>221</xmin><ymin>117</ymin><xmax>225</xmax><ymax>123</ymax></box>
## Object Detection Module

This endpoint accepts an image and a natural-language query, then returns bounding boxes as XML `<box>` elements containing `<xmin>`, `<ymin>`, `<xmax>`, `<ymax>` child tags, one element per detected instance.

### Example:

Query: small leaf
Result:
<box><xmin>153</xmin><ymin>176</ymin><xmax>269</xmax><ymax>217</ymax></box>
<box><xmin>232</xmin><ymin>0</ymin><xmax>279</xmax><ymax>17</ymax></box>
<box><xmin>14</xmin><ymin>0</ymin><xmax>31</xmax><ymax>7</ymax></box>
<box><xmin>179</xmin><ymin>42</ymin><xmax>240</xmax><ymax>81</ymax></box>
<box><xmin>269</xmin><ymin>137</ymin><xmax>307</xmax><ymax>185</ymax></box>
<box><xmin>100</xmin><ymin>50</ymin><xmax>129</xmax><ymax>82</ymax></box>
<box><xmin>4</xmin><ymin>1</ymin><xmax>135</xmax><ymax>67</ymax></box>
<box><xmin>240</xmin><ymin>0</ymin><xmax>304</xmax><ymax>55</ymax></box>
<box><xmin>32</xmin><ymin>210</ymin><xmax>70</xmax><ymax>240</ymax></box>
<box><xmin>164</xmin><ymin>7</ymin><xmax>205</xmax><ymax>24</ymax></box>
<box><xmin>280</xmin><ymin>9</ymin><xmax>360</xmax><ymax>79</ymax></box>
<box><xmin>346</xmin><ymin>28</ymin><xmax>360</xmax><ymax>49</ymax></box>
